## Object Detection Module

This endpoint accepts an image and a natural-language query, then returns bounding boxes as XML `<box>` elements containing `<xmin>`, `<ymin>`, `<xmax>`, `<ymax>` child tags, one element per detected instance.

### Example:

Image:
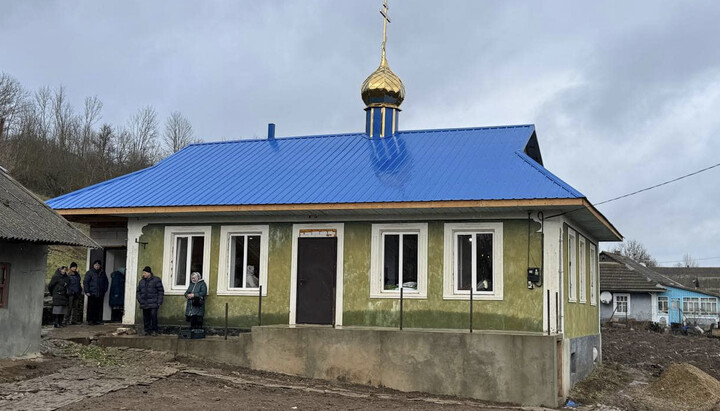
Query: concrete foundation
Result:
<box><xmin>100</xmin><ymin>326</ymin><xmax>561</xmax><ymax>407</ymax></box>
<box><xmin>569</xmin><ymin>334</ymin><xmax>601</xmax><ymax>386</ymax></box>
<box><xmin>0</xmin><ymin>242</ymin><xmax>47</xmax><ymax>358</ymax></box>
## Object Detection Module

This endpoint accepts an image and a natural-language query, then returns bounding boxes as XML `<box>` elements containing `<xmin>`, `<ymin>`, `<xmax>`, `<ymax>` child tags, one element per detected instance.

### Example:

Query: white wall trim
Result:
<box><xmin>567</xmin><ymin>228</ymin><xmax>577</xmax><ymax>303</ymax></box>
<box><xmin>589</xmin><ymin>243</ymin><xmax>597</xmax><ymax>306</ymax></box>
<box><xmin>216</xmin><ymin>225</ymin><xmax>270</xmax><ymax>296</ymax></box>
<box><xmin>443</xmin><ymin>222</ymin><xmax>504</xmax><ymax>301</ymax></box>
<box><xmin>122</xmin><ymin>219</ymin><xmax>149</xmax><ymax>325</ymax></box>
<box><xmin>370</xmin><ymin>223</ymin><xmax>428</xmax><ymax>299</ymax></box>
<box><xmin>161</xmin><ymin>225</ymin><xmax>212</xmax><ymax>296</ymax></box>
<box><xmin>578</xmin><ymin>236</ymin><xmax>587</xmax><ymax>304</ymax></box>
<box><xmin>289</xmin><ymin>223</ymin><xmax>344</xmax><ymax>327</ymax></box>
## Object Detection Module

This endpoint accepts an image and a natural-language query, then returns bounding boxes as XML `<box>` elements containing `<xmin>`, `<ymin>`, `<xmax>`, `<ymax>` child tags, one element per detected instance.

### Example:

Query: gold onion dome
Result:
<box><xmin>361</xmin><ymin>55</ymin><xmax>405</xmax><ymax>108</ymax></box>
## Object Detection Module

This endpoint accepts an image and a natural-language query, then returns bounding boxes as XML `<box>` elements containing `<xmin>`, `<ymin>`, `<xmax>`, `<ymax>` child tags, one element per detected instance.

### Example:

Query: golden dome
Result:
<box><xmin>361</xmin><ymin>56</ymin><xmax>405</xmax><ymax>108</ymax></box>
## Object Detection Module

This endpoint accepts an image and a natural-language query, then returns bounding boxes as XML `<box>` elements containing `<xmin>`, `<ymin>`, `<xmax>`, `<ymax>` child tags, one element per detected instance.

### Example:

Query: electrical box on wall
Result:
<box><xmin>527</xmin><ymin>267</ymin><xmax>540</xmax><ymax>283</ymax></box>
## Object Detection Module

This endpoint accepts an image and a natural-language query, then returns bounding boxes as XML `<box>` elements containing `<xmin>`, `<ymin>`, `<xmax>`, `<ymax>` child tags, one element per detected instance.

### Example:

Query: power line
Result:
<box><xmin>657</xmin><ymin>256</ymin><xmax>720</xmax><ymax>265</ymax></box>
<box><xmin>595</xmin><ymin>161</ymin><xmax>720</xmax><ymax>206</ymax></box>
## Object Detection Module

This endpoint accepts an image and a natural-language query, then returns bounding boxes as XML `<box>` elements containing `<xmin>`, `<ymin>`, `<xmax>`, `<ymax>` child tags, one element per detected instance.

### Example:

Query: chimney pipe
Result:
<box><xmin>267</xmin><ymin>123</ymin><xmax>275</xmax><ymax>140</ymax></box>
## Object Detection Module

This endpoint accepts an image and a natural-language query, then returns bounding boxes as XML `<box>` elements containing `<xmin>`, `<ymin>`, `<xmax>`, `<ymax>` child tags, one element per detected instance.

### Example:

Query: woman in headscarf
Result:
<box><xmin>48</xmin><ymin>266</ymin><xmax>70</xmax><ymax>328</ymax></box>
<box><xmin>184</xmin><ymin>272</ymin><xmax>207</xmax><ymax>330</ymax></box>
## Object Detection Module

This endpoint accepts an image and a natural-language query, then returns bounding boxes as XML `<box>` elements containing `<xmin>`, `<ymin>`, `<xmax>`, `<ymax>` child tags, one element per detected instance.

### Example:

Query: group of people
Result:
<box><xmin>135</xmin><ymin>266</ymin><xmax>207</xmax><ymax>336</ymax></box>
<box><xmin>49</xmin><ymin>262</ymin><xmax>207</xmax><ymax>336</ymax></box>
<box><xmin>48</xmin><ymin>260</ymin><xmax>126</xmax><ymax>327</ymax></box>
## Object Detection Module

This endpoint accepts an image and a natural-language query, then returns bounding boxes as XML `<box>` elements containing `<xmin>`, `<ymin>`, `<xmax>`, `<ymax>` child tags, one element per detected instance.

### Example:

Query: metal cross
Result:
<box><xmin>380</xmin><ymin>0</ymin><xmax>391</xmax><ymax>62</ymax></box>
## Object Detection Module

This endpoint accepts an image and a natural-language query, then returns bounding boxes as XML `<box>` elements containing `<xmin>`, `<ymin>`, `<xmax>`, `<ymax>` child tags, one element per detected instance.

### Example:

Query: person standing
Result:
<box><xmin>136</xmin><ymin>266</ymin><xmax>164</xmax><ymax>336</ymax></box>
<box><xmin>48</xmin><ymin>266</ymin><xmax>70</xmax><ymax>328</ymax></box>
<box><xmin>84</xmin><ymin>260</ymin><xmax>107</xmax><ymax>325</ymax></box>
<box><xmin>109</xmin><ymin>267</ymin><xmax>126</xmax><ymax>322</ymax></box>
<box><xmin>184</xmin><ymin>272</ymin><xmax>207</xmax><ymax>330</ymax></box>
<box><xmin>65</xmin><ymin>262</ymin><xmax>83</xmax><ymax>325</ymax></box>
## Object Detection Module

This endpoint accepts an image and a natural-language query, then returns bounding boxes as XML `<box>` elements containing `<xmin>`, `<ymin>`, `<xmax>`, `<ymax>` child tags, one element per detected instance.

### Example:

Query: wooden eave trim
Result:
<box><xmin>55</xmin><ymin>198</ymin><xmax>622</xmax><ymax>240</ymax></box>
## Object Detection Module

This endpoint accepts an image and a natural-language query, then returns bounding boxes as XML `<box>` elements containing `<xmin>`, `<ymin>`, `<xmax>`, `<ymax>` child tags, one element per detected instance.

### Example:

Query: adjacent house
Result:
<box><xmin>599</xmin><ymin>252</ymin><xmax>720</xmax><ymax>328</ymax></box>
<box><xmin>0</xmin><ymin>167</ymin><xmax>96</xmax><ymax>358</ymax></box>
<box><xmin>653</xmin><ymin>266</ymin><xmax>720</xmax><ymax>296</ymax></box>
<box><xmin>44</xmin><ymin>9</ymin><xmax>622</xmax><ymax>406</ymax></box>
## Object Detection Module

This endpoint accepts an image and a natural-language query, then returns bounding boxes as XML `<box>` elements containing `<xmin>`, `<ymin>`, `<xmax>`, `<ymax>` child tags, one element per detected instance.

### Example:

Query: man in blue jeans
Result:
<box><xmin>136</xmin><ymin>266</ymin><xmax>164</xmax><ymax>336</ymax></box>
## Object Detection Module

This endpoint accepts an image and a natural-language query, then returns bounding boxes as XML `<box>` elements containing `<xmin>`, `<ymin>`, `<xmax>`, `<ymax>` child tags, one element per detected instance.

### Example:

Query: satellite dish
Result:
<box><xmin>600</xmin><ymin>291</ymin><xmax>613</xmax><ymax>304</ymax></box>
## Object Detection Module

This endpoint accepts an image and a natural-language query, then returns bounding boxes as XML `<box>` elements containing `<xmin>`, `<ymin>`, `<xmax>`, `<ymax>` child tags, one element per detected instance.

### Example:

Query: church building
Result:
<box><xmin>48</xmin><ymin>2</ymin><xmax>621</xmax><ymax>406</ymax></box>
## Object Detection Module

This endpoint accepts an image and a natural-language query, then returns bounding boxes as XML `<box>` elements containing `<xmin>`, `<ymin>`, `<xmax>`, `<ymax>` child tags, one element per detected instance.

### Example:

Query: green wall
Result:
<box><xmin>134</xmin><ymin>219</ymin><xmax>551</xmax><ymax>332</ymax></box>
<box><xmin>562</xmin><ymin>223</ymin><xmax>600</xmax><ymax>338</ymax></box>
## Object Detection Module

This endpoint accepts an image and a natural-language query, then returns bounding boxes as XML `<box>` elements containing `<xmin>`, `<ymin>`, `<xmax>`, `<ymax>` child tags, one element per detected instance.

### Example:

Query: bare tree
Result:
<box><xmin>0</xmin><ymin>72</ymin><xmax>27</xmax><ymax>139</ymax></box>
<box><xmin>78</xmin><ymin>96</ymin><xmax>103</xmax><ymax>157</ymax></box>
<box><xmin>163</xmin><ymin>111</ymin><xmax>195</xmax><ymax>154</ymax></box>
<box><xmin>609</xmin><ymin>239</ymin><xmax>657</xmax><ymax>267</ymax></box>
<box><xmin>52</xmin><ymin>86</ymin><xmax>76</xmax><ymax>148</ymax></box>
<box><xmin>127</xmin><ymin>106</ymin><xmax>159</xmax><ymax>165</ymax></box>
<box><xmin>675</xmin><ymin>253</ymin><xmax>699</xmax><ymax>268</ymax></box>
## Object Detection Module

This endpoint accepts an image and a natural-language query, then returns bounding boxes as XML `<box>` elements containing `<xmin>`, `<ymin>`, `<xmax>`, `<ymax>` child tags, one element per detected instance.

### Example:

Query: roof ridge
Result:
<box><xmin>183</xmin><ymin>124</ymin><xmax>537</xmax><ymax>148</ymax></box>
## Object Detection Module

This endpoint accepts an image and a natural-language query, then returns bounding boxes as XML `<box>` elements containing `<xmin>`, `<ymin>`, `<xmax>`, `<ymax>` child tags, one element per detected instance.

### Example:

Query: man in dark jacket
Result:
<box><xmin>65</xmin><ymin>262</ymin><xmax>83</xmax><ymax>325</ymax></box>
<box><xmin>84</xmin><ymin>260</ymin><xmax>108</xmax><ymax>325</ymax></box>
<box><xmin>48</xmin><ymin>267</ymin><xmax>70</xmax><ymax>327</ymax></box>
<box><xmin>109</xmin><ymin>267</ymin><xmax>126</xmax><ymax>322</ymax></box>
<box><xmin>136</xmin><ymin>266</ymin><xmax>164</xmax><ymax>336</ymax></box>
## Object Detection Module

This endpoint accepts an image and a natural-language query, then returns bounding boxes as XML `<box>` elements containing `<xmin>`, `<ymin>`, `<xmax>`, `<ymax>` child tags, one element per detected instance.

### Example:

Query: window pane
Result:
<box><xmin>402</xmin><ymin>234</ymin><xmax>418</xmax><ymax>290</ymax></box>
<box><xmin>230</xmin><ymin>236</ymin><xmax>245</xmax><ymax>288</ymax></box>
<box><xmin>383</xmin><ymin>234</ymin><xmax>400</xmax><ymax>290</ymax></box>
<box><xmin>476</xmin><ymin>233</ymin><xmax>493</xmax><ymax>291</ymax></box>
<box><xmin>246</xmin><ymin>235</ymin><xmax>261</xmax><ymax>288</ymax></box>
<box><xmin>190</xmin><ymin>236</ymin><xmax>204</xmax><ymax>277</ymax></box>
<box><xmin>457</xmin><ymin>235</ymin><xmax>472</xmax><ymax>291</ymax></box>
<box><xmin>174</xmin><ymin>237</ymin><xmax>188</xmax><ymax>286</ymax></box>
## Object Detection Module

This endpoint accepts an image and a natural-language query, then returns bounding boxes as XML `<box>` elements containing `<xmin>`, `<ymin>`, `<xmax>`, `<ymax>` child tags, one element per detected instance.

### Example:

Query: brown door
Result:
<box><xmin>296</xmin><ymin>237</ymin><xmax>337</xmax><ymax>325</ymax></box>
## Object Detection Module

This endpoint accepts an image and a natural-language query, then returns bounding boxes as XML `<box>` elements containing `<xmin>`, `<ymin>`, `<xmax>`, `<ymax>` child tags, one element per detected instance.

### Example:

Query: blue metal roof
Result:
<box><xmin>47</xmin><ymin>125</ymin><xmax>584</xmax><ymax>209</ymax></box>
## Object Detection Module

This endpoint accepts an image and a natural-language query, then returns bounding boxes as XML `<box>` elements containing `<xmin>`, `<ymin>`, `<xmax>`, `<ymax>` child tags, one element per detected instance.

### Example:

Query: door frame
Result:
<box><xmin>289</xmin><ymin>223</ymin><xmax>344</xmax><ymax>327</ymax></box>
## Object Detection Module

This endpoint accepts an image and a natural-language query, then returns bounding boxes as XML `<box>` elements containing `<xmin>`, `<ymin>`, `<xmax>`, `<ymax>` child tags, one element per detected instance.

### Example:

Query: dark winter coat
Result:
<box><xmin>67</xmin><ymin>272</ymin><xmax>83</xmax><ymax>295</ymax></box>
<box><xmin>109</xmin><ymin>270</ymin><xmax>126</xmax><ymax>307</ymax></box>
<box><xmin>83</xmin><ymin>268</ymin><xmax>108</xmax><ymax>297</ymax></box>
<box><xmin>48</xmin><ymin>270</ymin><xmax>70</xmax><ymax>306</ymax></box>
<box><xmin>184</xmin><ymin>279</ymin><xmax>207</xmax><ymax>317</ymax></box>
<box><xmin>136</xmin><ymin>274</ymin><xmax>164</xmax><ymax>309</ymax></box>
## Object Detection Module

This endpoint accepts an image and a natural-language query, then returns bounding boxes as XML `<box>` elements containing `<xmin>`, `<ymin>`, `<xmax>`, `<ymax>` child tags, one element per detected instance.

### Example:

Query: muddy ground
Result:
<box><xmin>571</xmin><ymin>324</ymin><xmax>720</xmax><ymax>410</ymax></box>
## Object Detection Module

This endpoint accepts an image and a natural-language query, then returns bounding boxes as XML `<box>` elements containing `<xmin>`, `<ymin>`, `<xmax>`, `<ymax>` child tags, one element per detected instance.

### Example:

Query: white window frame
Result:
<box><xmin>683</xmin><ymin>297</ymin><xmax>700</xmax><ymax>315</ymax></box>
<box><xmin>370</xmin><ymin>223</ymin><xmax>428</xmax><ymax>299</ymax></box>
<box><xmin>162</xmin><ymin>226</ymin><xmax>212</xmax><ymax>295</ymax></box>
<box><xmin>568</xmin><ymin>228</ymin><xmax>577</xmax><ymax>303</ymax></box>
<box><xmin>589</xmin><ymin>243</ymin><xmax>597</xmax><ymax>306</ymax></box>
<box><xmin>578</xmin><ymin>236</ymin><xmax>587</xmax><ymax>304</ymax></box>
<box><xmin>701</xmin><ymin>297</ymin><xmax>717</xmax><ymax>315</ymax></box>
<box><xmin>443</xmin><ymin>222</ymin><xmax>504</xmax><ymax>301</ymax></box>
<box><xmin>614</xmin><ymin>293</ymin><xmax>630</xmax><ymax>314</ymax></box>
<box><xmin>658</xmin><ymin>296</ymin><xmax>668</xmax><ymax>313</ymax></box>
<box><xmin>217</xmin><ymin>225</ymin><xmax>269</xmax><ymax>296</ymax></box>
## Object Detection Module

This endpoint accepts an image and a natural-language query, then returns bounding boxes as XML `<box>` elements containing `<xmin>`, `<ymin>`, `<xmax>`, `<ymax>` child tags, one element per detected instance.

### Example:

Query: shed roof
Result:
<box><xmin>0</xmin><ymin>169</ymin><xmax>97</xmax><ymax>248</ymax></box>
<box><xmin>599</xmin><ymin>252</ymin><xmax>667</xmax><ymax>293</ymax></box>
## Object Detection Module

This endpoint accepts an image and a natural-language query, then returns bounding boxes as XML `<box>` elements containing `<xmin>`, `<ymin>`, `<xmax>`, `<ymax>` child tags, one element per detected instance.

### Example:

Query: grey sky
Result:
<box><xmin>2</xmin><ymin>1</ymin><xmax>719</xmax><ymax>266</ymax></box>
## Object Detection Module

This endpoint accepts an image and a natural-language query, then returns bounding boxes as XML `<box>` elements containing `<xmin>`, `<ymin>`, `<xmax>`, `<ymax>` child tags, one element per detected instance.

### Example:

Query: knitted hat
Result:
<box><xmin>143</xmin><ymin>266</ymin><xmax>152</xmax><ymax>274</ymax></box>
<box><xmin>70</xmin><ymin>262</ymin><xmax>78</xmax><ymax>268</ymax></box>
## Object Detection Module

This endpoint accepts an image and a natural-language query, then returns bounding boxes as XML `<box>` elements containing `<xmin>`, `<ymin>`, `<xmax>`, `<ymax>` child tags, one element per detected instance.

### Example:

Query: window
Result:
<box><xmin>701</xmin><ymin>298</ymin><xmax>717</xmax><ymax>315</ymax></box>
<box><xmin>370</xmin><ymin>223</ymin><xmax>428</xmax><ymax>299</ymax></box>
<box><xmin>162</xmin><ymin>226</ymin><xmax>212</xmax><ymax>295</ymax></box>
<box><xmin>217</xmin><ymin>225</ymin><xmax>270</xmax><ymax>296</ymax></box>
<box><xmin>589</xmin><ymin>243</ymin><xmax>597</xmax><ymax>305</ymax></box>
<box><xmin>443</xmin><ymin>222</ymin><xmax>504</xmax><ymax>300</ymax></box>
<box><xmin>0</xmin><ymin>263</ymin><xmax>9</xmax><ymax>308</ymax></box>
<box><xmin>614</xmin><ymin>294</ymin><xmax>629</xmax><ymax>314</ymax></box>
<box><xmin>658</xmin><ymin>296</ymin><xmax>668</xmax><ymax>313</ymax></box>
<box><xmin>568</xmin><ymin>229</ymin><xmax>577</xmax><ymax>302</ymax></box>
<box><xmin>683</xmin><ymin>297</ymin><xmax>700</xmax><ymax>315</ymax></box>
<box><xmin>579</xmin><ymin>236</ymin><xmax>587</xmax><ymax>303</ymax></box>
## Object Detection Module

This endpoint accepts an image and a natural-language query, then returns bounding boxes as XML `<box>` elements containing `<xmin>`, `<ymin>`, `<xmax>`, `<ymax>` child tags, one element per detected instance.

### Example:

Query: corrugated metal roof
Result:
<box><xmin>47</xmin><ymin>125</ymin><xmax>584</xmax><ymax>210</ymax></box>
<box><xmin>0</xmin><ymin>170</ymin><xmax>98</xmax><ymax>247</ymax></box>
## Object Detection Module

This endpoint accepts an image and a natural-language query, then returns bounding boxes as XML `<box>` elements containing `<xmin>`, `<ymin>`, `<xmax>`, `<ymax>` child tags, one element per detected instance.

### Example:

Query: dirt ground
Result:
<box><xmin>571</xmin><ymin>324</ymin><xmax>720</xmax><ymax>410</ymax></box>
<box><xmin>0</xmin><ymin>326</ymin><xmax>527</xmax><ymax>411</ymax></box>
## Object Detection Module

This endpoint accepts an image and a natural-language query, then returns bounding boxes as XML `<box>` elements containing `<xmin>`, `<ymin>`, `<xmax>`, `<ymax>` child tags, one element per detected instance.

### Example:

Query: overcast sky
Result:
<box><xmin>2</xmin><ymin>1</ymin><xmax>720</xmax><ymax>266</ymax></box>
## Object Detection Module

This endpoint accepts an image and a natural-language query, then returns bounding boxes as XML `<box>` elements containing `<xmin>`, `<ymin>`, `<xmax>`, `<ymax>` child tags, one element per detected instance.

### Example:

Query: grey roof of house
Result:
<box><xmin>599</xmin><ymin>252</ymin><xmax>668</xmax><ymax>293</ymax></box>
<box><xmin>0</xmin><ymin>169</ymin><xmax>98</xmax><ymax>247</ymax></box>
<box><xmin>600</xmin><ymin>252</ymin><xmax>720</xmax><ymax>298</ymax></box>
<box><xmin>653</xmin><ymin>267</ymin><xmax>720</xmax><ymax>296</ymax></box>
